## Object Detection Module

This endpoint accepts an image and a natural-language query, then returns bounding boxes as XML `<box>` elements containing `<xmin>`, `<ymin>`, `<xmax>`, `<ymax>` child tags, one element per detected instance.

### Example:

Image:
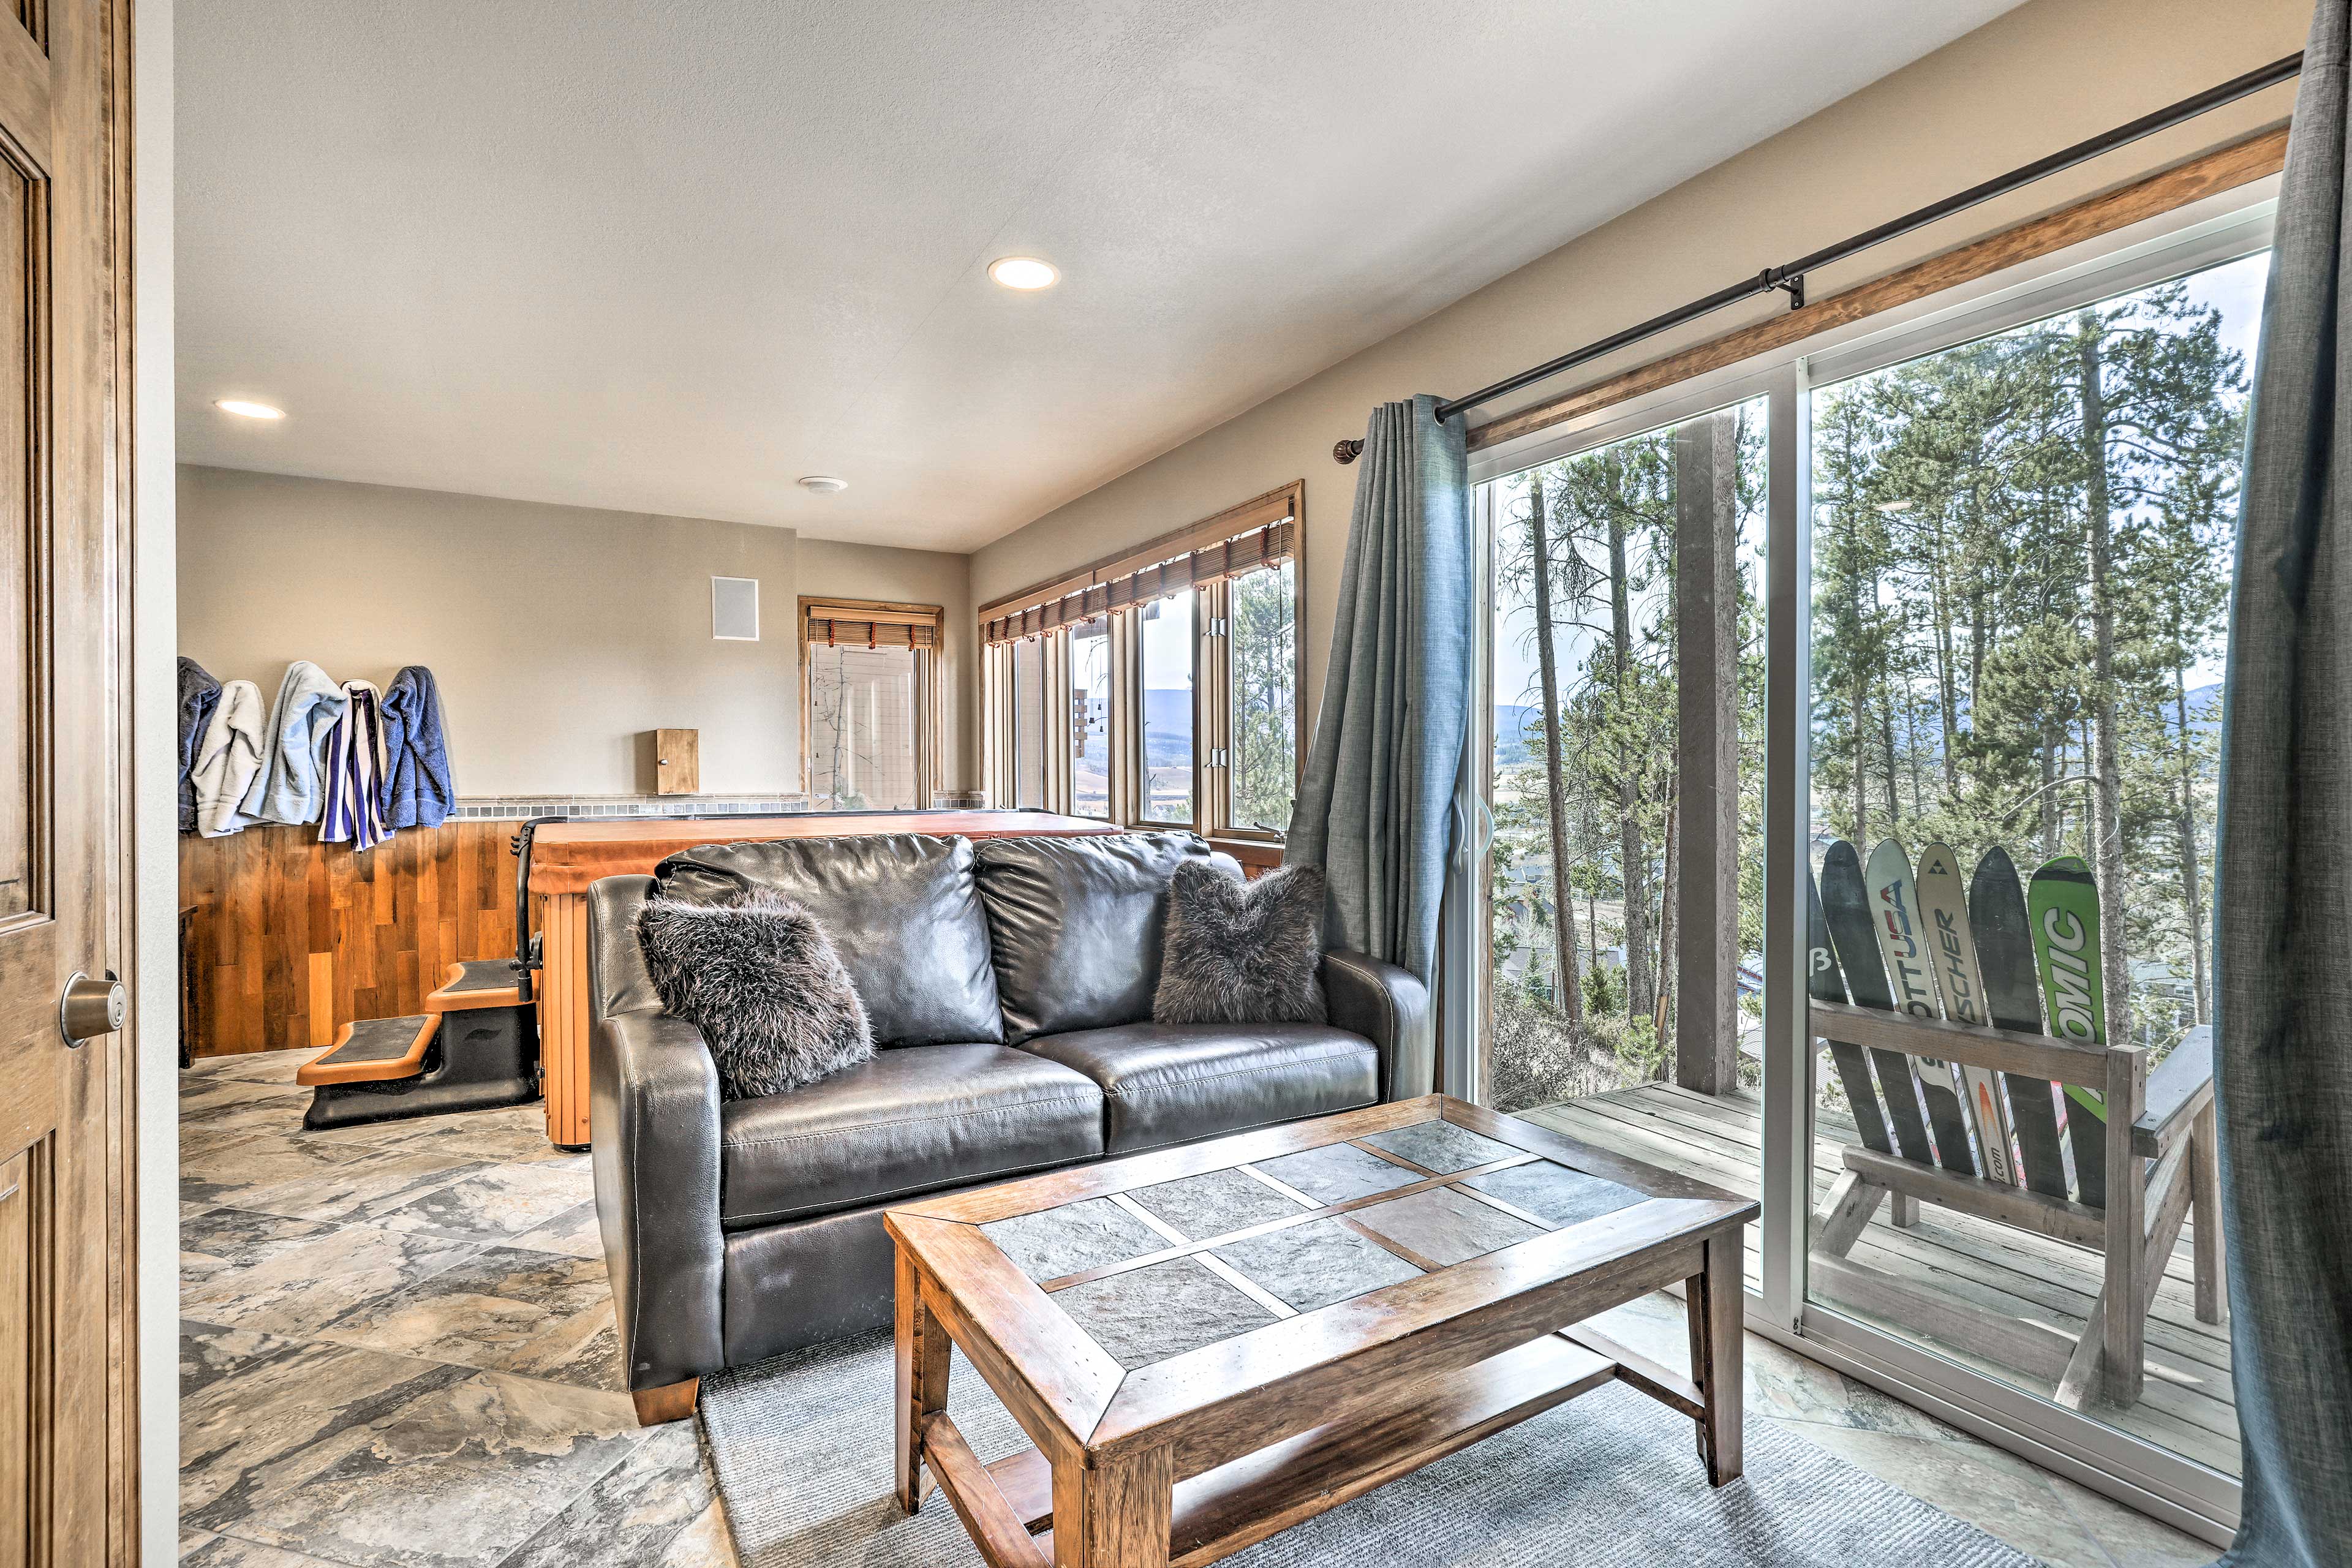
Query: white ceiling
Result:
<box><xmin>177</xmin><ymin>1</ymin><xmax>2021</xmax><ymax>552</ymax></box>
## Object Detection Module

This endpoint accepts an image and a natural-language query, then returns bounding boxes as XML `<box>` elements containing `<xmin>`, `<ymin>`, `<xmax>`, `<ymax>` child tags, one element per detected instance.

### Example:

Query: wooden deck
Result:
<box><xmin>1524</xmin><ymin>1083</ymin><xmax>2239</xmax><ymax>1477</ymax></box>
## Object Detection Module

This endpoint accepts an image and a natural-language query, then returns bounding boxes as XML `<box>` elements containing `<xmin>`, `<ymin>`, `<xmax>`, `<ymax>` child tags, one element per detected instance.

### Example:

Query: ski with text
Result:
<box><xmin>1913</xmin><ymin>843</ymin><xmax>2015</xmax><ymax>1185</ymax></box>
<box><xmin>1809</xmin><ymin>861</ymin><xmax>1893</xmax><ymax>1156</ymax></box>
<box><xmin>1863</xmin><ymin>838</ymin><xmax>1978</xmax><ymax>1175</ymax></box>
<box><xmin>1818</xmin><ymin>840</ymin><xmax>1934</xmax><ymax>1164</ymax></box>
<box><xmin>2027</xmin><ymin>854</ymin><xmax>2109</xmax><ymax>1208</ymax></box>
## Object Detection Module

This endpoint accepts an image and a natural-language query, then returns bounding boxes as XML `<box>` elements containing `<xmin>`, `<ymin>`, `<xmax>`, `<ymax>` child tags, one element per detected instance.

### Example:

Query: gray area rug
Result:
<box><xmin>699</xmin><ymin>1328</ymin><xmax>2035</xmax><ymax>1567</ymax></box>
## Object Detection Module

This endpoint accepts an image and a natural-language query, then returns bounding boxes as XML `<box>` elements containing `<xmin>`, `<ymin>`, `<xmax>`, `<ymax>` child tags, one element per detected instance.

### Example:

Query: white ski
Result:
<box><xmin>1914</xmin><ymin>841</ymin><xmax>2017</xmax><ymax>1185</ymax></box>
<box><xmin>1863</xmin><ymin>839</ymin><xmax>1980</xmax><ymax>1176</ymax></box>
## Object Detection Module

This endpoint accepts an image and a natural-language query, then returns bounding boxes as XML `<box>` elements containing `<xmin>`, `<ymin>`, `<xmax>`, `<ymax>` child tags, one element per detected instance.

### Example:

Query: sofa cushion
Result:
<box><xmin>974</xmin><ymin>832</ymin><xmax>1229</xmax><ymax>1042</ymax></box>
<box><xmin>652</xmin><ymin>834</ymin><xmax>1001</xmax><ymax>1047</ymax></box>
<box><xmin>716</xmin><ymin>1044</ymin><xmax>1103</xmax><ymax>1230</ymax></box>
<box><xmin>1021</xmin><ymin>1023</ymin><xmax>1378</xmax><ymax>1155</ymax></box>
<box><xmin>636</xmin><ymin>888</ymin><xmax>873</xmax><ymax>1098</ymax></box>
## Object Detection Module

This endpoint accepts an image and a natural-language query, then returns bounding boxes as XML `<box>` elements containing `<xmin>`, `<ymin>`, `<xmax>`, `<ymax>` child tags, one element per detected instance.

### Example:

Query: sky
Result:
<box><xmin>1488</xmin><ymin>247</ymin><xmax>2273</xmax><ymax>721</ymax></box>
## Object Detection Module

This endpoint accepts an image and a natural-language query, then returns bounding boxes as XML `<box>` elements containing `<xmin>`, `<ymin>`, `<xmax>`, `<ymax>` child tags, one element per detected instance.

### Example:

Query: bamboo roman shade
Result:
<box><xmin>802</xmin><ymin>600</ymin><xmax>941</xmax><ymax>650</ymax></box>
<box><xmin>980</xmin><ymin>482</ymin><xmax>1300</xmax><ymax>646</ymax></box>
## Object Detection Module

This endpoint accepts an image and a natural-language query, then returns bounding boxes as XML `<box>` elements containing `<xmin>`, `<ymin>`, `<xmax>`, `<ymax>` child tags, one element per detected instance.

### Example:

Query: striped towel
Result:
<box><xmin>318</xmin><ymin>680</ymin><xmax>390</xmax><ymax>850</ymax></box>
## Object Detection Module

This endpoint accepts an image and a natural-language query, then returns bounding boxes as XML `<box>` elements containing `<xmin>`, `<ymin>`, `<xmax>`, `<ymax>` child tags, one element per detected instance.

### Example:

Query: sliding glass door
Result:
<box><xmin>1464</xmin><ymin>195</ymin><xmax>2271</xmax><ymax>1538</ymax></box>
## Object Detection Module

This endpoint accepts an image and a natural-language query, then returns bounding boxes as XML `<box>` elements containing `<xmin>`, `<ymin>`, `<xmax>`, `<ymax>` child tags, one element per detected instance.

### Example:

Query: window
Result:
<box><xmin>1069</xmin><ymin>620</ymin><xmax>1112</xmax><ymax>818</ymax></box>
<box><xmin>801</xmin><ymin>598</ymin><xmax>941</xmax><ymax>812</ymax></box>
<box><xmin>1460</xmin><ymin>197</ymin><xmax>2271</xmax><ymax>1517</ymax></box>
<box><xmin>1138</xmin><ymin>592</ymin><xmax>1195</xmax><ymax>824</ymax></box>
<box><xmin>1229</xmin><ymin>557</ymin><xmax>1298</xmax><ymax>833</ymax></box>
<box><xmin>979</xmin><ymin>483</ymin><xmax>1304</xmax><ymax>837</ymax></box>
<box><xmin>1012</xmin><ymin>635</ymin><xmax>1046</xmax><ymax>809</ymax></box>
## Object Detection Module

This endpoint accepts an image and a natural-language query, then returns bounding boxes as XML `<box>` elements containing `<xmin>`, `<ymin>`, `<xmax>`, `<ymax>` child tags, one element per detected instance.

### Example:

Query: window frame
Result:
<box><xmin>978</xmin><ymin>483</ymin><xmax>1307</xmax><ymax>843</ymax></box>
<box><xmin>798</xmin><ymin>595</ymin><xmax>944</xmax><ymax>812</ymax></box>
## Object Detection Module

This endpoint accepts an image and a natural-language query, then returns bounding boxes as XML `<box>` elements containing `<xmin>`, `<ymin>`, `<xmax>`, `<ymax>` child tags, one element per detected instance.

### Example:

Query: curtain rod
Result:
<box><xmin>1333</xmin><ymin>50</ymin><xmax>2304</xmax><ymax>463</ymax></box>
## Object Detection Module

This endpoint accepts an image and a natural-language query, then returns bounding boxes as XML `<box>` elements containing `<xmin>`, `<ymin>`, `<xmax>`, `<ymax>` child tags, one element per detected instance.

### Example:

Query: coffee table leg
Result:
<box><xmin>1686</xmin><ymin>1231</ymin><xmax>1744</xmax><ymax>1487</ymax></box>
<box><xmin>895</xmin><ymin>1245</ymin><xmax>951</xmax><ymax>1515</ymax></box>
<box><xmin>1052</xmin><ymin>1446</ymin><xmax>1172</xmax><ymax>1567</ymax></box>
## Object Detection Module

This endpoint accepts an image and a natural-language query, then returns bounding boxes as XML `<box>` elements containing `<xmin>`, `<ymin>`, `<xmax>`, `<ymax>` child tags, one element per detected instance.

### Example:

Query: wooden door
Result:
<box><xmin>0</xmin><ymin>0</ymin><xmax>137</xmax><ymax>1563</ymax></box>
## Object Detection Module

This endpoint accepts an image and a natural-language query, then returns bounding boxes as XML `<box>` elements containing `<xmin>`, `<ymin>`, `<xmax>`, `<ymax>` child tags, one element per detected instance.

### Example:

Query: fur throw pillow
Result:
<box><xmin>1153</xmin><ymin>862</ymin><xmax>1327</xmax><ymax>1026</ymax></box>
<box><xmin>636</xmin><ymin>887</ymin><xmax>874</xmax><ymax>1098</ymax></box>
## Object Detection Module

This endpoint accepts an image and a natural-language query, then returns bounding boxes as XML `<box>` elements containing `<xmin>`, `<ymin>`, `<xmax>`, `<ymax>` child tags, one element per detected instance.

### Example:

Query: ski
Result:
<box><xmin>1863</xmin><ymin>838</ymin><xmax>1980</xmax><ymax>1176</ymax></box>
<box><xmin>2029</xmin><ymin>854</ymin><xmax>2109</xmax><ymax>1209</ymax></box>
<box><xmin>1967</xmin><ymin>847</ymin><xmax>2071</xmax><ymax>1200</ymax></box>
<box><xmin>1819</xmin><ymin>840</ymin><xmax>1934</xmax><ymax>1165</ymax></box>
<box><xmin>1914</xmin><ymin>842</ymin><xmax>2016</xmax><ymax>1185</ymax></box>
<box><xmin>1809</xmin><ymin>861</ymin><xmax>1893</xmax><ymax>1156</ymax></box>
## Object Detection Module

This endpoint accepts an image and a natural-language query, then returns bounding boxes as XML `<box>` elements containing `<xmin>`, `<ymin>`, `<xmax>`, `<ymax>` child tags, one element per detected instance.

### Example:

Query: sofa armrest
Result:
<box><xmin>589</xmin><ymin>1008</ymin><xmax>726</xmax><ymax>1395</ymax></box>
<box><xmin>1322</xmin><ymin>949</ymin><xmax>1432</xmax><ymax>1101</ymax></box>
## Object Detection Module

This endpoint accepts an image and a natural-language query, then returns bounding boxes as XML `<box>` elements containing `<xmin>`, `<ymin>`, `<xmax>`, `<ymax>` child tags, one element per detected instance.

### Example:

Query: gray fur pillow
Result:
<box><xmin>636</xmin><ymin>888</ymin><xmax>874</xmax><ymax>1098</ymax></box>
<box><xmin>1153</xmin><ymin>862</ymin><xmax>1327</xmax><ymax>1025</ymax></box>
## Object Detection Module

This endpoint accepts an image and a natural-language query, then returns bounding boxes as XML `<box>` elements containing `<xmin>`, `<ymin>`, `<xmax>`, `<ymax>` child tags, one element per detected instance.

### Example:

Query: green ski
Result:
<box><xmin>2027</xmin><ymin>854</ymin><xmax>2109</xmax><ymax>1208</ymax></box>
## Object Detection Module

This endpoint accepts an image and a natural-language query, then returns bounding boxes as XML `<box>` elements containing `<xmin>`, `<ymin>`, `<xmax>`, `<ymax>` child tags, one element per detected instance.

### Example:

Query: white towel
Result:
<box><xmin>192</xmin><ymin>679</ymin><xmax>265</xmax><ymax>837</ymax></box>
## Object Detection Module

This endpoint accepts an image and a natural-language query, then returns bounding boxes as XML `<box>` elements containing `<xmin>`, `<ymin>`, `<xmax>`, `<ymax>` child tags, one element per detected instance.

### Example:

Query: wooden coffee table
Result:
<box><xmin>885</xmin><ymin>1094</ymin><xmax>1756</xmax><ymax>1567</ymax></box>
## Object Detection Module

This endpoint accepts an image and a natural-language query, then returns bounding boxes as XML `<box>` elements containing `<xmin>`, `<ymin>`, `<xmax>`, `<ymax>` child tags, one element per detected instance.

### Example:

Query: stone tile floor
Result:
<box><xmin>180</xmin><ymin>1053</ymin><xmax>2216</xmax><ymax>1567</ymax></box>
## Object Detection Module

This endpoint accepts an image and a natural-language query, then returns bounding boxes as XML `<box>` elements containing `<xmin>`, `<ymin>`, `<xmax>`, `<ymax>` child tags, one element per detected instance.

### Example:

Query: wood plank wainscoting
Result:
<box><xmin>178</xmin><ymin>819</ymin><xmax>527</xmax><ymax>1058</ymax></box>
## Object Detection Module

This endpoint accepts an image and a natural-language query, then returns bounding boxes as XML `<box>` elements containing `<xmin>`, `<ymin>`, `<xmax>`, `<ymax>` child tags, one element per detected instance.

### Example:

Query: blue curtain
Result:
<box><xmin>1287</xmin><ymin>394</ymin><xmax>1471</xmax><ymax>1098</ymax></box>
<box><xmin>2213</xmin><ymin>7</ymin><xmax>2352</xmax><ymax>1564</ymax></box>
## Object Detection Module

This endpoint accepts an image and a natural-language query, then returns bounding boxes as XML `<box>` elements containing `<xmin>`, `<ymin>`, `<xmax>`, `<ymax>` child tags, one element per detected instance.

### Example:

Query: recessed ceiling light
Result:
<box><xmin>988</xmin><ymin>256</ymin><xmax>1059</xmax><ymax>291</ymax></box>
<box><xmin>216</xmin><ymin>399</ymin><xmax>285</xmax><ymax>420</ymax></box>
<box><xmin>797</xmin><ymin>475</ymin><xmax>848</xmax><ymax>494</ymax></box>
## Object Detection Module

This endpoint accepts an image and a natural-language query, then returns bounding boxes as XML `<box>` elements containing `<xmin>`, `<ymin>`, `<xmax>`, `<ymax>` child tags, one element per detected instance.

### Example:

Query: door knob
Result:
<box><xmin>59</xmin><ymin>970</ymin><xmax>124</xmax><ymax>1047</ymax></box>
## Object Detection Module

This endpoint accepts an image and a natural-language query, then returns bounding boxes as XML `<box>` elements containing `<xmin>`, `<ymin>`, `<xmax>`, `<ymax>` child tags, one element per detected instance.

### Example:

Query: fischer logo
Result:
<box><xmin>1877</xmin><ymin>881</ymin><xmax>1939</xmax><ymax>1018</ymax></box>
<box><xmin>1934</xmin><ymin>909</ymin><xmax>1980</xmax><ymax>1024</ymax></box>
<box><xmin>2041</xmin><ymin>909</ymin><xmax>2098</xmax><ymax>1040</ymax></box>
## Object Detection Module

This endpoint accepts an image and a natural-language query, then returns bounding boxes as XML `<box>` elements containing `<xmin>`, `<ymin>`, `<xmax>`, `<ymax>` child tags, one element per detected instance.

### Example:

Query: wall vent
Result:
<box><xmin>711</xmin><ymin>576</ymin><xmax>760</xmax><ymax>641</ymax></box>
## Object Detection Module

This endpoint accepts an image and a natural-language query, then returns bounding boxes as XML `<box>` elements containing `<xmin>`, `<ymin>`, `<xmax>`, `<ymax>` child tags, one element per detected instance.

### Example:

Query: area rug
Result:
<box><xmin>698</xmin><ymin>1328</ymin><xmax>2035</xmax><ymax>1567</ymax></box>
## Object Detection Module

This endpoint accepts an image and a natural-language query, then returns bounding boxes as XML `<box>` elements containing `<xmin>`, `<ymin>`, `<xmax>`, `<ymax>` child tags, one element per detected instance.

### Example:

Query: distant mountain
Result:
<box><xmin>1496</xmin><ymin>705</ymin><xmax>1540</xmax><ymax>767</ymax></box>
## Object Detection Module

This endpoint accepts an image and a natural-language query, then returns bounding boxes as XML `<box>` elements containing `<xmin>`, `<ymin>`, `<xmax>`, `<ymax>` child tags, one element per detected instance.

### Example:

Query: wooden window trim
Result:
<box><xmin>1468</xmin><ymin>127</ymin><xmax>2288</xmax><ymax>455</ymax></box>
<box><xmin>800</xmin><ymin>595</ymin><xmax>945</xmax><ymax>809</ymax></box>
<box><xmin>979</xmin><ymin>480</ymin><xmax>1303</xmax><ymax>639</ymax></box>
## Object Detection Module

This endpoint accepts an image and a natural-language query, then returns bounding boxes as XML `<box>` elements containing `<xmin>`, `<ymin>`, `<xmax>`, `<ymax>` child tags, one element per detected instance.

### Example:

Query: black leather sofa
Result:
<box><xmin>584</xmin><ymin>829</ymin><xmax>1428</xmax><ymax>1421</ymax></box>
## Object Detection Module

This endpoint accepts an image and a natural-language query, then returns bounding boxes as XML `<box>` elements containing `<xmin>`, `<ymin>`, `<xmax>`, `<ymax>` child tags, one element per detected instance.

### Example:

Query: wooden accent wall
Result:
<box><xmin>178</xmin><ymin>820</ymin><xmax>525</xmax><ymax>1058</ymax></box>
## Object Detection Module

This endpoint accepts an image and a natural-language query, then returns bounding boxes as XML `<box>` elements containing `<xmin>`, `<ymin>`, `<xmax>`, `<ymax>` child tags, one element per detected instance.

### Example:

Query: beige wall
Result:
<box><xmin>971</xmin><ymin>0</ymin><xmax>2308</xmax><ymax>735</ymax></box>
<box><xmin>178</xmin><ymin>465</ymin><xmax>807</xmax><ymax>796</ymax></box>
<box><xmin>796</xmin><ymin>537</ymin><xmax>978</xmax><ymax>791</ymax></box>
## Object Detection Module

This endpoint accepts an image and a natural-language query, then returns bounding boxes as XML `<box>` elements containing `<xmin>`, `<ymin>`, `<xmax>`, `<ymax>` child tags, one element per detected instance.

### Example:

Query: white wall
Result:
<box><xmin>970</xmin><ymin>0</ymin><xmax>2310</xmax><ymax>739</ymax></box>
<box><xmin>178</xmin><ymin>466</ymin><xmax>805</xmax><ymax>796</ymax></box>
<box><xmin>136</xmin><ymin>0</ymin><xmax>178</xmax><ymax>1556</ymax></box>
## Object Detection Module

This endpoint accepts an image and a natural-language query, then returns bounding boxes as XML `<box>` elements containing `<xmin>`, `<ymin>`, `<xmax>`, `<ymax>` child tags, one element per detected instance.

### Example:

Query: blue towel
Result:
<box><xmin>379</xmin><ymin>665</ymin><xmax>455</xmax><ymax>829</ymax></box>
<box><xmin>177</xmin><ymin>658</ymin><xmax>222</xmax><ymax>833</ymax></box>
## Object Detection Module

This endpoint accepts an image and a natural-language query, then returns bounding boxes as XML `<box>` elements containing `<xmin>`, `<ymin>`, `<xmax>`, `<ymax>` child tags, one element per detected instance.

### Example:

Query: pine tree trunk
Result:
<box><xmin>1526</xmin><ymin>480</ymin><xmax>1583</xmax><ymax>1025</ymax></box>
<box><xmin>1610</xmin><ymin>507</ymin><xmax>1652</xmax><ymax>1023</ymax></box>
<box><xmin>1852</xmin><ymin>569</ymin><xmax>1870</xmax><ymax>846</ymax></box>
<box><xmin>2040</xmin><ymin>723</ymin><xmax>2060</xmax><ymax>859</ymax></box>
<box><xmin>2077</xmin><ymin>317</ymin><xmax>2132</xmax><ymax>1030</ymax></box>
<box><xmin>1880</xmin><ymin>699</ymin><xmax>1900</xmax><ymax>830</ymax></box>
<box><xmin>1653</xmin><ymin>772</ymin><xmax>1679</xmax><ymax>1058</ymax></box>
<box><xmin>2174</xmin><ymin>661</ymin><xmax>2209</xmax><ymax>1024</ymax></box>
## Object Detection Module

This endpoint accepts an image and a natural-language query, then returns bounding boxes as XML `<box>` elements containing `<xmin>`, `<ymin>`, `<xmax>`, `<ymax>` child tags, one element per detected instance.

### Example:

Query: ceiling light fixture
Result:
<box><xmin>1875</xmin><ymin>499</ymin><xmax>1914</xmax><ymax>513</ymax></box>
<box><xmin>988</xmin><ymin>256</ymin><xmax>1059</xmax><ymax>291</ymax></box>
<box><xmin>216</xmin><ymin>399</ymin><xmax>285</xmax><ymax>420</ymax></box>
<box><xmin>797</xmin><ymin>475</ymin><xmax>848</xmax><ymax>494</ymax></box>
